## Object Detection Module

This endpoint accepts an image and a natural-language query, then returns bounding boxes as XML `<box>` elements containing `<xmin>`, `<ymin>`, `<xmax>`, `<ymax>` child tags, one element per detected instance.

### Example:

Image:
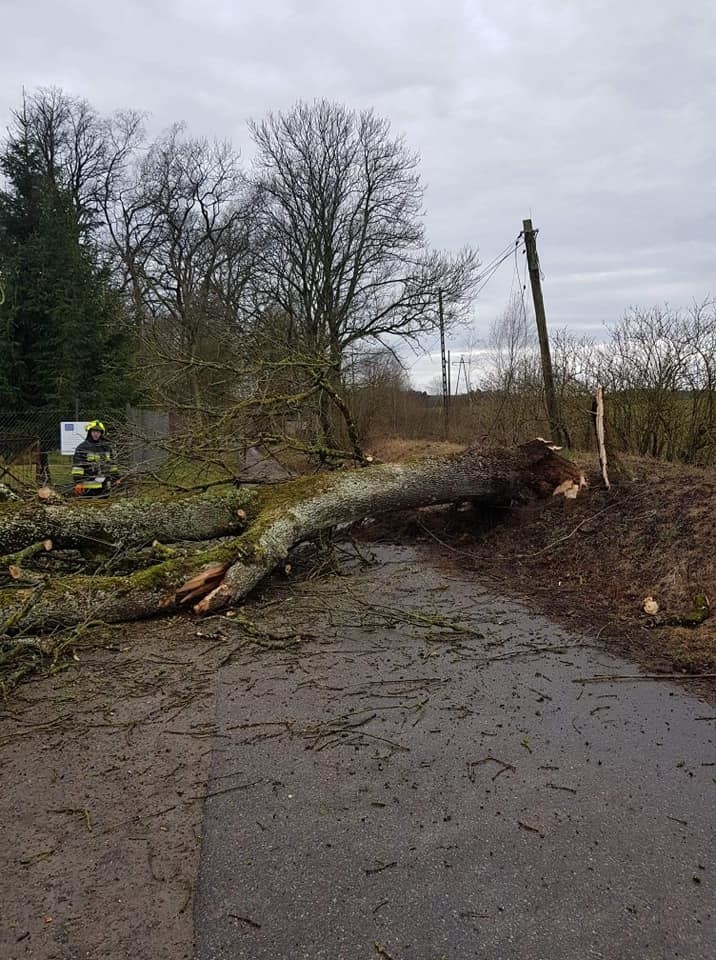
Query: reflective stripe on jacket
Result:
<box><xmin>72</xmin><ymin>437</ymin><xmax>118</xmax><ymax>479</ymax></box>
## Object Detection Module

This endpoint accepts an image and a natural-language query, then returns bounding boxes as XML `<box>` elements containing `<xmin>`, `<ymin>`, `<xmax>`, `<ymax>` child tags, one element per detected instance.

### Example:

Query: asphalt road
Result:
<box><xmin>194</xmin><ymin>546</ymin><xmax>714</xmax><ymax>960</ymax></box>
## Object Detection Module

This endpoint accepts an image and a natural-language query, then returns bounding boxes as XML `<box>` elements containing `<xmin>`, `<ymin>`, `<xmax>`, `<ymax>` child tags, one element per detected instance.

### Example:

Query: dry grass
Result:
<box><xmin>368</xmin><ymin>437</ymin><xmax>466</xmax><ymax>462</ymax></box>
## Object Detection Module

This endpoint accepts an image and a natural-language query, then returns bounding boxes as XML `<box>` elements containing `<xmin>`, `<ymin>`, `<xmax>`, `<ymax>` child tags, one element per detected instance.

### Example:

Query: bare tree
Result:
<box><xmin>8</xmin><ymin>86</ymin><xmax>143</xmax><ymax>233</ymax></box>
<box><xmin>596</xmin><ymin>301</ymin><xmax>716</xmax><ymax>462</ymax></box>
<box><xmin>350</xmin><ymin>346</ymin><xmax>411</xmax><ymax>391</ymax></box>
<box><xmin>248</xmin><ymin>100</ymin><xmax>479</xmax><ymax>451</ymax></box>
<box><xmin>103</xmin><ymin>126</ymin><xmax>255</xmax><ymax>413</ymax></box>
<box><xmin>486</xmin><ymin>292</ymin><xmax>535</xmax><ymax>393</ymax></box>
<box><xmin>681</xmin><ymin>298</ymin><xmax>716</xmax><ymax>461</ymax></box>
<box><xmin>345</xmin><ymin>346</ymin><xmax>411</xmax><ymax>440</ymax></box>
<box><xmin>480</xmin><ymin>293</ymin><xmax>544</xmax><ymax>443</ymax></box>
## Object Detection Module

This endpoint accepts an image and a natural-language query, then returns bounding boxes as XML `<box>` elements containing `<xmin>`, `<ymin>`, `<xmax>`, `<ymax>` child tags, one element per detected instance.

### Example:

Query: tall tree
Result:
<box><xmin>102</xmin><ymin>126</ymin><xmax>255</xmax><ymax>412</ymax></box>
<box><xmin>248</xmin><ymin>100</ymin><xmax>479</xmax><ymax>449</ymax></box>
<box><xmin>0</xmin><ymin>89</ymin><xmax>139</xmax><ymax>411</ymax></box>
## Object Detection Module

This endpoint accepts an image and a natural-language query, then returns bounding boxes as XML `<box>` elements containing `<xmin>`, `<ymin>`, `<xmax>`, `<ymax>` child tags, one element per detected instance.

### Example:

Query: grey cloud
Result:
<box><xmin>1</xmin><ymin>0</ymin><xmax>713</xmax><ymax>388</ymax></box>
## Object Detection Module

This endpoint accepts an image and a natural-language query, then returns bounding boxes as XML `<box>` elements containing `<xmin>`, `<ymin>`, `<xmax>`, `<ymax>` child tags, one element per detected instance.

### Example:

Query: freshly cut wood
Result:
<box><xmin>37</xmin><ymin>487</ymin><xmax>61</xmax><ymax>502</ymax></box>
<box><xmin>176</xmin><ymin>564</ymin><xmax>231</xmax><ymax>606</ymax></box>
<box><xmin>0</xmin><ymin>441</ymin><xmax>585</xmax><ymax>633</ymax></box>
<box><xmin>552</xmin><ymin>478</ymin><xmax>581</xmax><ymax>498</ymax></box>
<box><xmin>642</xmin><ymin>596</ymin><xmax>659</xmax><ymax>615</ymax></box>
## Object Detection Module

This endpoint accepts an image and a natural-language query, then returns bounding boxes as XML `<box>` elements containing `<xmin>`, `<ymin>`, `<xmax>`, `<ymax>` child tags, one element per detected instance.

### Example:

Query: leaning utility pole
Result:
<box><xmin>522</xmin><ymin>219</ymin><xmax>567</xmax><ymax>447</ymax></box>
<box><xmin>439</xmin><ymin>289</ymin><xmax>449</xmax><ymax>437</ymax></box>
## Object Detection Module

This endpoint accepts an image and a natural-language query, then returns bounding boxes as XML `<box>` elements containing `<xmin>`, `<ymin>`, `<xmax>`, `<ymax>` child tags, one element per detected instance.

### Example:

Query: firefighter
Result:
<box><xmin>72</xmin><ymin>420</ymin><xmax>119</xmax><ymax>496</ymax></box>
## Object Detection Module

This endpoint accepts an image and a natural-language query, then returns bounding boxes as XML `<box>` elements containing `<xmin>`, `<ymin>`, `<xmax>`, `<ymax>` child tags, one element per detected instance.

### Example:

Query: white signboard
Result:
<box><xmin>60</xmin><ymin>421</ymin><xmax>87</xmax><ymax>456</ymax></box>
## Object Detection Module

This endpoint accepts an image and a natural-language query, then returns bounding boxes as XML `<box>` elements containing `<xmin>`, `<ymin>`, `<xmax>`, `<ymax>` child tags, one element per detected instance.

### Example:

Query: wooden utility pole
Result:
<box><xmin>439</xmin><ymin>289</ymin><xmax>449</xmax><ymax>437</ymax></box>
<box><xmin>522</xmin><ymin>218</ymin><xmax>567</xmax><ymax>447</ymax></box>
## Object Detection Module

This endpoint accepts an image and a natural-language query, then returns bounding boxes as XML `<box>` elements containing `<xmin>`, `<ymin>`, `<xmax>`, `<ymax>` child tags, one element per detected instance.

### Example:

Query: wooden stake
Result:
<box><xmin>595</xmin><ymin>386</ymin><xmax>610</xmax><ymax>489</ymax></box>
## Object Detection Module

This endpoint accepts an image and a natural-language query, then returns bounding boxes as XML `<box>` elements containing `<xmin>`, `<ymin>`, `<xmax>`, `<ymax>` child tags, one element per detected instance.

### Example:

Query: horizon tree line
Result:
<box><xmin>0</xmin><ymin>87</ymin><xmax>478</xmax><ymax>461</ymax></box>
<box><xmin>0</xmin><ymin>87</ymin><xmax>713</xmax><ymax>466</ymax></box>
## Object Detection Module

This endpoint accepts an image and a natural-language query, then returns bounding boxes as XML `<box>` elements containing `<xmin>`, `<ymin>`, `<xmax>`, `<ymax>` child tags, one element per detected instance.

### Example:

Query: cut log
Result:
<box><xmin>1</xmin><ymin>538</ymin><xmax>53</xmax><ymax>572</ymax></box>
<box><xmin>37</xmin><ymin>486</ymin><xmax>62</xmax><ymax>502</ymax></box>
<box><xmin>0</xmin><ymin>441</ymin><xmax>584</xmax><ymax>633</ymax></box>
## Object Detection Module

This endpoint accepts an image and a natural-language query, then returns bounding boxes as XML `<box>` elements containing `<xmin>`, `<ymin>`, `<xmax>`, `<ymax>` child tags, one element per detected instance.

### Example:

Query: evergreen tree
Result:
<box><xmin>0</xmin><ymin>90</ymin><xmax>139</xmax><ymax>412</ymax></box>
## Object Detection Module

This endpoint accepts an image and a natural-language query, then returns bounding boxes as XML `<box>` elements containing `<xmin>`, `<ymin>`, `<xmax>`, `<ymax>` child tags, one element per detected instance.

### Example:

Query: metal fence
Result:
<box><xmin>0</xmin><ymin>406</ymin><xmax>170</xmax><ymax>493</ymax></box>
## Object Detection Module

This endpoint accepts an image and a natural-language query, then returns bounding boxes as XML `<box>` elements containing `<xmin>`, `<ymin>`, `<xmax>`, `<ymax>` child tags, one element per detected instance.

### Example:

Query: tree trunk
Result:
<box><xmin>1</xmin><ymin>441</ymin><xmax>584</xmax><ymax>634</ymax></box>
<box><xmin>0</xmin><ymin>487</ymin><xmax>256</xmax><ymax>554</ymax></box>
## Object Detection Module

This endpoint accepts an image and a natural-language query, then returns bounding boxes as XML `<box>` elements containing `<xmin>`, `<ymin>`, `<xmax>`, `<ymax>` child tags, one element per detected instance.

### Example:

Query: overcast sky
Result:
<box><xmin>2</xmin><ymin>0</ymin><xmax>714</xmax><ymax>388</ymax></box>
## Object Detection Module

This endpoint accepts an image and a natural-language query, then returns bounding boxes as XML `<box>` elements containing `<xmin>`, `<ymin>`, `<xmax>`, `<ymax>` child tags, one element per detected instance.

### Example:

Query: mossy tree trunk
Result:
<box><xmin>1</xmin><ymin>441</ymin><xmax>584</xmax><ymax>634</ymax></box>
<box><xmin>0</xmin><ymin>487</ymin><xmax>257</xmax><ymax>554</ymax></box>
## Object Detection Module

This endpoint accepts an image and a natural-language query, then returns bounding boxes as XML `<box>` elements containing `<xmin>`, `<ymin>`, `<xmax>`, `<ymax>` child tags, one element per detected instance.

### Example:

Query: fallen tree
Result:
<box><xmin>0</xmin><ymin>440</ymin><xmax>584</xmax><ymax>635</ymax></box>
<box><xmin>0</xmin><ymin>486</ymin><xmax>256</xmax><ymax>554</ymax></box>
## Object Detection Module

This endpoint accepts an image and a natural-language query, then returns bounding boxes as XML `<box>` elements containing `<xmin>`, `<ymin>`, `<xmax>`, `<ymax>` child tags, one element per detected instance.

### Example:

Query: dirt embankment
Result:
<box><xmin>368</xmin><ymin>445</ymin><xmax>716</xmax><ymax>680</ymax></box>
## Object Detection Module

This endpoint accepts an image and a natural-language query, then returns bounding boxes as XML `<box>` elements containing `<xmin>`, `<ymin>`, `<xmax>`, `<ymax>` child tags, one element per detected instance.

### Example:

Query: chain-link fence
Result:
<box><xmin>0</xmin><ymin>406</ymin><xmax>171</xmax><ymax>494</ymax></box>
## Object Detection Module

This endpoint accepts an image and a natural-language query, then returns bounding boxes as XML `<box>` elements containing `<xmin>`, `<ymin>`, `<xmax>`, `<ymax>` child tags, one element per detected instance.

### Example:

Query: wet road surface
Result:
<box><xmin>194</xmin><ymin>546</ymin><xmax>714</xmax><ymax>959</ymax></box>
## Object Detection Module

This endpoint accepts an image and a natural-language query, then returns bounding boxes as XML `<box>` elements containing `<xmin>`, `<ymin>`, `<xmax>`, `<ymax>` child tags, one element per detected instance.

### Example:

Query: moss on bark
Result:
<box><xmin>0</xmin><ymin>486</ymin><xmax>258</xmax><ymax>553</ymax></box>
<box><xmin>1</xmin><ymin>442</ymin><xmax>585</xmax><ymax>632</ymax></box>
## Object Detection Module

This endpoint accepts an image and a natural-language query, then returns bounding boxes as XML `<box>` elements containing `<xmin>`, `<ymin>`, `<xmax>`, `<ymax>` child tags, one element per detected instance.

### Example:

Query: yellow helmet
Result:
<box><xmin>86</xmin><ymin>420</ymin><xmax>105</xmax><ymax>433</ymax></box>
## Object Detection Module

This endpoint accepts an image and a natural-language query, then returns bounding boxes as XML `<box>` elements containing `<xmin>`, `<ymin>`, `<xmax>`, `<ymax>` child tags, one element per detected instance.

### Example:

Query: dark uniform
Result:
<box><xmin>72</xmin><ymin>420</ymin><xmax>119</xmax><ymax>496</ymax></box>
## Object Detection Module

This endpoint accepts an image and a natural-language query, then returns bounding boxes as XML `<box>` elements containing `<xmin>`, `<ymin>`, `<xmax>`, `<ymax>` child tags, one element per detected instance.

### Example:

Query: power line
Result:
<box><xmin>472</xmin><ymin>234</ymin><xmax>524</xmax><ymax>299</ymax></box>
<box><xmin>405</xmin><ymin>233</ymin><xmax>525</xmax><ymax>373</ymax></box>
<box><xmin>513</xmin><ymin>238</ymin><xmax>530</xmax><ymax>329</ymax></box>
<box><xmin>479</xmin><ymin>235</ymin><xmax>523</xmax><ymax>276</ymax></box>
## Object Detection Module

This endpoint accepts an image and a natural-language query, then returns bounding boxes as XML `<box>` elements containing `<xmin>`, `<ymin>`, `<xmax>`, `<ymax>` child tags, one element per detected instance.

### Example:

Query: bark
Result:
<box><xmin>1</xmin><ymin>441</ymin><xmax>584</xmax><ymax>634</ymax></box>
<box><xmin>0</xmin><ymin>486</ymin><xmax>256</xmax><ymax>554</ymax></box>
